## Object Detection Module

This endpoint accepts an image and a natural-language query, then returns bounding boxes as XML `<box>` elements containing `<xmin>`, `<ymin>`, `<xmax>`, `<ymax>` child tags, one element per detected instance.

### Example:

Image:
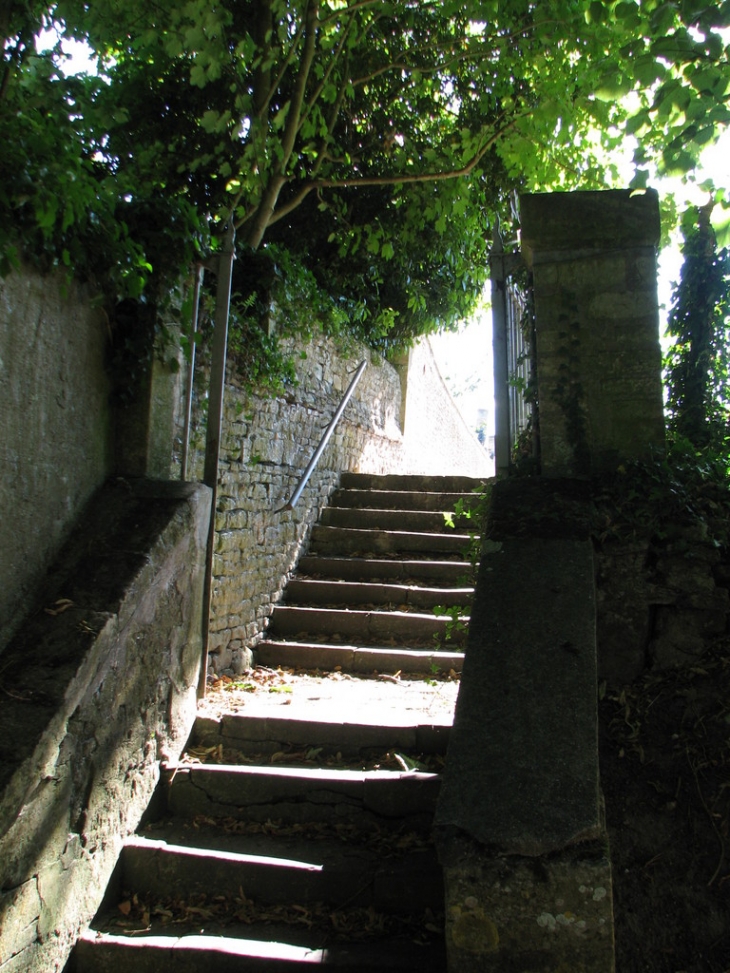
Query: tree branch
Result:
<box><xmin>268</xmin><ymin>118</ymin><xmax>517</xmax><ymax>227</ymax></box>
<box><xmin>241</xmin><ymin>0</ymin><xmax>321</xmax><ymax>247</ymax></box>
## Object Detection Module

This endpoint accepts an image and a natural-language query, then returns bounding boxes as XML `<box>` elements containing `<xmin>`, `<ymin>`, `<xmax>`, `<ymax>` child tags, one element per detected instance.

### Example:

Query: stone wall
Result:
<box><xmin>0</xmin><ymin>480</ymin><xmax>210</xmax><ymax>973</ymax></box>
<box><xmin>596</xmin><ymin>526</ymin><xmax>730</xmax><ymax>686</ymax></box>
<box><xmin>0</xmin><ymin>265</ymin><xmax>113</xmax><ymax>652</ymax></box>
<box><xmin>399</xmin><ymin>338</ymin><xmax>493</xmax><ymax>477</ymax></box>
<box><xmin>182</xmin><ymin>329</ymin><xmax>491</xmax><ymax>675</ymax></box>
<box><xmin>183</xmin><ymin>335</ymin><xmax>403</xmax><ymax>674</ymax></box>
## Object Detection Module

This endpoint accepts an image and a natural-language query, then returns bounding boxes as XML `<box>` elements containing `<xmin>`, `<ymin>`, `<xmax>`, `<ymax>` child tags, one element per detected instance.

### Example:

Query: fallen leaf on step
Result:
<box><xmin>44</xmin><ymin>598</ymin><xmax>74</xmax><ymax>616</ymax></box>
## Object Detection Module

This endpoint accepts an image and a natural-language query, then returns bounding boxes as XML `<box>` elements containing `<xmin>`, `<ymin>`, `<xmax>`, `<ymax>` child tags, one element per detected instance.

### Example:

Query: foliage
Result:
<box><xmin>591</xmin><ymin>441</ymin><xmax>730</xmax><ymax>549</ymax></box>
<box><xmin>3</xmin><ymin>0</ymin><xmax>730</xmax><ymax>387</ymax></box>
<box><xmin>664</xmin><ymin>203</ymin><xmax>730</xmax><ymax>451</ymax></box>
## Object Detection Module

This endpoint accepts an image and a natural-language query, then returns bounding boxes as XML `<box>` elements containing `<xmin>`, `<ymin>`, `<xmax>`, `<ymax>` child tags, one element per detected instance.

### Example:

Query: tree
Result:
<box><xmin>2</xmin><ymin>0</ymin><xmax>730</xmax><ymax>353</ymax></box>
<box><xmin>665</xmin><ymin>202</ymin><xmax>730</xmax><ymax>450</ymax></box>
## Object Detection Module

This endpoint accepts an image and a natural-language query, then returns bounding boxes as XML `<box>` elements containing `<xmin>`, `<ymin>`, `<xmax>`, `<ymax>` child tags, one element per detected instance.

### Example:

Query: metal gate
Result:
<box><xmin>490</xmin><ymin>226</ymin><xmax>535</xmax><ymax>474</ymax></box>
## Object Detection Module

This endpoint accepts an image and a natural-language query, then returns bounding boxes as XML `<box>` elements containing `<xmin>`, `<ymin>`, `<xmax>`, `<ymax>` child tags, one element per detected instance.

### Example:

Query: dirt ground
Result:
<box><xmin>599</xmin><ymin>636</ymin><xmax>730</xmax><ymax>973</ymax></box>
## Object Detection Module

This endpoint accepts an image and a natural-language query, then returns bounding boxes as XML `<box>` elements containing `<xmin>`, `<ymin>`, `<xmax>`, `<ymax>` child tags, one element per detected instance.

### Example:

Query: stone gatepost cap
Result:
<box><xmin>520</xmin><ymin>189</ymin><xmax>660</xmax><ymax>264</ymax></box>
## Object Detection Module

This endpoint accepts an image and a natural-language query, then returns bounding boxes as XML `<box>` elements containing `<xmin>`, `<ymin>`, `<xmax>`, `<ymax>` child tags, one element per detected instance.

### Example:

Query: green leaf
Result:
<box><xmin>272</xmin><ymin>101</ymin><xmax>291</xmax><ymax>131</ymax></box>
<box><xmin>586</xmin><ymin>1</ymin><xmax>605</xmax><ymax>24</ymax></box>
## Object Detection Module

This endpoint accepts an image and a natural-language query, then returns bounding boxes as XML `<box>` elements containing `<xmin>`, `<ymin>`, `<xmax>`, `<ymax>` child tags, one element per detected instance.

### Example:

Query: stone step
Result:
<box><xmin>319</xmin><ymin>507</ymin><xmax>471</xmax><ymax>534</ymax></box>
<box><xmin>191</xmin><ymin>713</ymin><xmax>451</xmax><ymax>757</ymax></box>
<box><xmin>267</xmin><ymin>606</ymin><xmax>468</xmax><ymax>645</ymax></box>
<box><xmin>340</xmin><ymin>472</ymin><xmax>485</xmax><ymax>494</ymax></box>
<box><xmin>307</xmin><ymin>526</ymin><xmax>472</xmax><ymax>559</ymax></box>
<box><xmin>254</xmin><ymin>641</ymin><xmax>464</xmax><ymax>674</ymax></box>
<box><xmin>296</xmin><ymin>556</ymin><xmax>472</xmax><ymax>586</ymax></box>
<box><xmin>71</xmin><ymin>928</ymin><xmax>446</xmax><ymax>972</ymax></box>
<box><xmin>283</xmin><ymin>579</ymin><xmax>472</xmax><ymax>611</ymax></box>
<box><xmin>110</xmin><ymin>830</ymin><xmax>443</xmax><ymax>914</ymax></box>
<box><xmin>330</xmin><ymin>488</ymin><xmax>478</xmax><ymax>513</ymax></box>
<box><xmin>161</xmin><ymin>763</ymin><xmax>441</xmax><ymax>829</ymax></box>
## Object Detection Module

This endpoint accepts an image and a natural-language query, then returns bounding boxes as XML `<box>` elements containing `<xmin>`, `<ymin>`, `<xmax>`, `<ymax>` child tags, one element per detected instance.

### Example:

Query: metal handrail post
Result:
<box><xmin>199</xmin><ymin>223</ymin><xmax>236</xmax><ymax>698</ymax></box>
<box><xmin>181</xmin><ymin>263</ymin><xmax>204</xmax><ymax>481</ymax></box>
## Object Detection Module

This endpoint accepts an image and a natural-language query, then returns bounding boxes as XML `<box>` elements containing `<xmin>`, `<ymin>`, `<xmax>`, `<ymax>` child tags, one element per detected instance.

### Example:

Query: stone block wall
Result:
<box><xmin>183</xmin><ymin>329</ymin><xmax>491</xmax><ymax>675</ymax></box>
<box><xmin>0</xmin><ymin>265</ymin><xmax>112</xmax><ymax>653</ymax></box>
<box><xmin>182</xmin><ymin>335</ymin><xmax>405</xmax><ymax>674</ymax></box>
<box><xmin>399</xmin><ymin>338</ymin><xmax>493</xmax><ymax>476</ymax></box>
<box><xmin>521</xmin><ymin>190</ymin><xmax>665</xmax><ymax>475</ymax></box>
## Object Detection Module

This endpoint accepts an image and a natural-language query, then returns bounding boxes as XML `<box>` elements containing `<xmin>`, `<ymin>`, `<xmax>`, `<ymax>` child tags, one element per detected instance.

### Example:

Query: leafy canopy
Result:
<box><xmin>2</xmin><ymin>0</ymin><xmax>730</xmax><ymax>357</ymax></box>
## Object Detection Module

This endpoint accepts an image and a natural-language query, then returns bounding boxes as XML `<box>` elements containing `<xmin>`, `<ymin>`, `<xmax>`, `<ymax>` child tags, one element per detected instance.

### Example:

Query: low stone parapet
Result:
<box><xmin>0</xmin><ymin>479</ymin><xmax>210</xmax><ymax>973</ymax></box>
<box><xmin>435</xmin><ymin>478</ymin><xmax>614</xmax><ymax>972</ymax></box>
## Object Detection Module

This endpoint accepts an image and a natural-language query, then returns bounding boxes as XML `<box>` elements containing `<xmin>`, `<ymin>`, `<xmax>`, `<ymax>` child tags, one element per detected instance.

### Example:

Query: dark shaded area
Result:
<box><xmin>599</xmin><ymin>639</ymin><xmax>730</xmax><ymax>973</ymax></box>
<box><xmin>0</xmin><ymin>478</ymin><xmax>200</xmax><ymax>794</ymax></box>
<box><xmin>484</xmin><ymin>476</ymin><xmax>593</xmax><ymax>539</ymax></box>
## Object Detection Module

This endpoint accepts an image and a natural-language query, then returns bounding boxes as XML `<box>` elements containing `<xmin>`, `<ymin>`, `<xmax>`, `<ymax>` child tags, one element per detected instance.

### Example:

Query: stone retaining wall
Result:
<box><xmin>0</xmin><ymin>265</ymin><xmax>112</xmax><ymax>653</ymax></box>
<box><xmin>183</xmin><ymin>336</ymin><xmax>404</xmax><ymax>674</ymax></box>
<box><xmin>0</xmin><ymin>480</ymin><xmax>210</xmax><ymax>973</ymax></box>
<box><xmin>596</xmin><ymin>526</ymin><xmax>730</xmax><ymax>686</ymax></box>
<box><xmin>183</xmin><ymin>329</ymin><xmax>491</xmax><ymax>675</ymax></box>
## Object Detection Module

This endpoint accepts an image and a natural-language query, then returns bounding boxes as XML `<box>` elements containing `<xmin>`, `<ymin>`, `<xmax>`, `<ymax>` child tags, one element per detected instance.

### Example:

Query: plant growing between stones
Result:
<box><xmin>432</xmin><ymin>604</ymin><xmax>469</xmax><ymax>645</ymax></box>
<box><xmin>433</xmin><ymin>483</ymin><xmax>492</xmax><ymax>646</ymax></box>
<box><xmin>590</xmin><ymin>441</ymin><xmax>730</xmax><ymax>550</ymax></box>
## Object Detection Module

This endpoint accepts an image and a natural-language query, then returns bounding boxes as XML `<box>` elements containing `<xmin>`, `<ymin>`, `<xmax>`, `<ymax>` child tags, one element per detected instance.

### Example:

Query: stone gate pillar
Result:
<box><xmin>520</xmin><ymin>189</ymin><xmax>665</xmax><ymax>475</ymax></box>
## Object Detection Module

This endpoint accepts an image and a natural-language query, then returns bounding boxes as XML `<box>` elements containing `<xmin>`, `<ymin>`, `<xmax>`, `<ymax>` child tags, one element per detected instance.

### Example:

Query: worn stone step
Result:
<box><xmin>254</xmin><ymin>641</ymin><xmax>464</xmax><ymax>674</ymax></box>
<box><xmin>192</xmin><ymin>713</ymin><xmax>451</xmax><ymax>757</ymax></box>
<box><xmin>319</xmin><ymin>507</ymin><xmax>471</xmax><ymax>534</ymax></box>
<box><xmin>109</xmin><ymin>831</ymin><xmax>443</xmax><ymax>916</ymax></box>
<box><xmin>296</xmin><ymin>556</ymin><xmax>473</xmax><ymax>587</ymax></box>
<box><xmin>162</xmin><ymin>763</ymin><xmax>441</xmax><ymax>829</ymax></box>
<box><xmin>340</xmin><ymin>472</ymin><xmax>485</xmax><ymax>494</ymax></box>
<box><xmin>283</xmin><ymin>579</ymin><xmax>472</xmax><ymax>612</ymax></box>
<box><xmin>331</xmin><ymin>488</ymin><xmax>479</xmax><ymax>513</ymax></box>
<box><xmin>71</xmin><ymin>928</ymin><xmax>446</xmax><ymax>973</ymax></box>
<box><xmin>308</xmin><ymin>526</ymin><xmax>471</xmax><ymax>559</ymax></box>
<box><xmin>267</xmin><ymin>606</ymin><xmax>468</xmax><ymax>645</ymax></box>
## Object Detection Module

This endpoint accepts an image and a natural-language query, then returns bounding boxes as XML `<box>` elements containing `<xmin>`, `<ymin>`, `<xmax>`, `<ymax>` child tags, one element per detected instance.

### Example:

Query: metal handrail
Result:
<box><xmin>275</xmin><ymin>360</ymin><xmax>367</xmax><ymax>512</ymax></box>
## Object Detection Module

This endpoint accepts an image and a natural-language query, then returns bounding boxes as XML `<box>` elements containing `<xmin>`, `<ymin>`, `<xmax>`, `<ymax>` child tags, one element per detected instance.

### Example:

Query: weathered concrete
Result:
<box><xmin>435</xmin><ymin>478</ymin><xmax>614</xmax><ymax>972</ymax></box>
<box><xmin>0</xmin><ymin>264</ymin><xmax>112</xmax><ymax>654</ymax></box>
<box><xmin>255</xmin><ymin>640</ymin><xmax>465</xmax><ymax>673</ymax></box>
<box><xmin>194</xmin><ymin>712</ymin><xmax>451</xmax><ymax>754</ymax></box>
<box><xmin>438</xmin><ymin>536</ymin><xmax>599</xmax><ymax>854</ymax></box>
<box><xmin>163</xmin><ymin>762</ymin><xmax>441</xmax><ymax>827</ymax></box>
<box><xmin>440</xmin><ymin>839</ymin><xmax>614</xmax><ymax>973</ymax></box>
<box><xmin>307</xmin><ymin>524</ymin><xmax>472</xmax><ymax>557</ymax></box>
<box><xmin>114</xmin><ymin>333</ymin><xmax>186</xmax><ymax>479</ymax></box>
<box><xmin>117</xmin><ymin>833</ymin><xmax>444</xmax><ymax>913</ymax></box>
<box><xmin>0</xmin><ymin>479</ymin><xmax>210</xmax><ymax>973</ymax></box>
<box><xmin>521</xmin><ymin>189</ymin><xmax>665</xmax><ymax>476</ymax></box>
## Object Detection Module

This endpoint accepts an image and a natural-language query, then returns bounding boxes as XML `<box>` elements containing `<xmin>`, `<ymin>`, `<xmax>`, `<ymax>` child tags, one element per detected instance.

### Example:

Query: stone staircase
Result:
<box><xmin>67</xmin><ymin>472</ymin><xmax>484</xmax><ymax>973</ymax></box>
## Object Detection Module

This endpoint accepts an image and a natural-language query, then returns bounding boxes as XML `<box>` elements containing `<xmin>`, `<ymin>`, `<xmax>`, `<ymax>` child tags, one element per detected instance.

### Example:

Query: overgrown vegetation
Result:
<box><xmin>665</xmin><ymin>202</ymin><xmax>730</xmax><ymax>455</ymax></box>
<box><xmin>591</xmin><ymin>442</ymin><xmax>730</xmax><ymax>551</ymax></box>
<box><xmin>2</xmin><ymin>1</ymin><xmax>730</xmax><ymax>394</ymax></box>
